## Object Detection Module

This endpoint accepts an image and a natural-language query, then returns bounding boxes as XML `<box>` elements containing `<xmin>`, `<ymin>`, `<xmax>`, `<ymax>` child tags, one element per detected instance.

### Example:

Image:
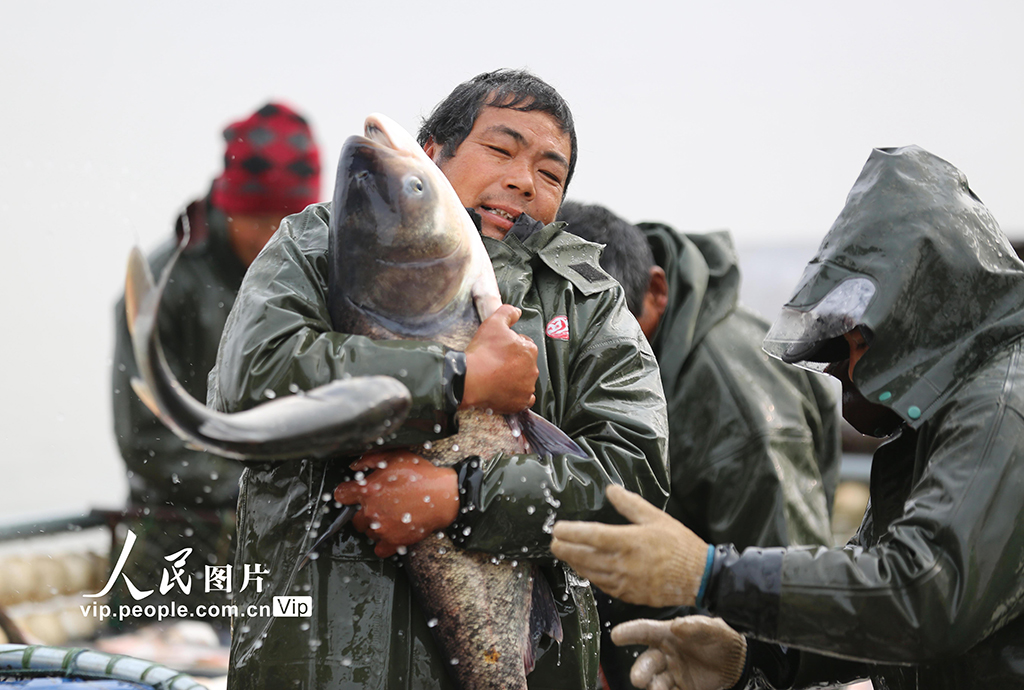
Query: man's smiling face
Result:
<box><xmin>424</xmin><ymin>104</ymin><xmax>572</xmax><ymax>240</ymax></box>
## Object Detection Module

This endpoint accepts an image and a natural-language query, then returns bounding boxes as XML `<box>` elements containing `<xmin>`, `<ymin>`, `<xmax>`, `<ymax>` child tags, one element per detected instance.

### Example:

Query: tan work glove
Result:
<box><xmin>550</xmin><ymin>484</ymin><xmax>711</xmax><ymax>607</ymax></box>
<box><xmin>612</xmin><ymin>616</ymin><xmax>747</xmax><ymax>690</ymax></box>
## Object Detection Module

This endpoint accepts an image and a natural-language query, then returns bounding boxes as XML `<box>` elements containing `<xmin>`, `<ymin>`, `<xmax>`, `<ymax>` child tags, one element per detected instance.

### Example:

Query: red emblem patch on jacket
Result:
<box><xmin>546</xmin><ymin>315</ymin><xmax>569</xmax><ymax>341</ymax></box>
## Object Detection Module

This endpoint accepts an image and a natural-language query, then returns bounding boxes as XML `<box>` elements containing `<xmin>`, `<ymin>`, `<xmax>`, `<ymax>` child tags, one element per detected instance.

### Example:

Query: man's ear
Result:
<box><xmin>637</xmin><ymin>266</ymin><xmax>668</xmax><ymax>340</ymax></box>
<box><xmin>422</xmin><ymin>136</ymin><xmax>439</xmax><ymax>162</ymax></box>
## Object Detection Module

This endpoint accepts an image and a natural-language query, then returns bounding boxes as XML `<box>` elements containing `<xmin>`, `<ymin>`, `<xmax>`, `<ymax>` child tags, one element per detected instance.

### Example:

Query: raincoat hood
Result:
<box><xmin>765</xmin><ymin>145</ymin><xmax>1024</xmax><ymax>428</ymax></box>
<box><xmin>640</xmin><ymin>222</ymin><xmax>740</xmax><ymax>382</ymax></box>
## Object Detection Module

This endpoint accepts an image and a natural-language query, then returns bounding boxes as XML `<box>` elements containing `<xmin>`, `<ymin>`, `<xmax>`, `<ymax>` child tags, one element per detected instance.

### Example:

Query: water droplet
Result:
<box><xmin>452</xmin><ymin>444</ymin><xmax>460</xmax><ymax>452</ymax></box>
<box><xmin>308</xmin><ymin>638</ymin><xmax>322</xmax><ymax>649</ymax></box>
<box><xmin>309</xmin><ymin>552</ymin><xmax>319</xmax><ymax>561</ymax></box>
<box><xmin>398</xmin><ymin>369</ymin><xmax>408</xmax><ymax>377</ymax></box>
<box><xmin>370</xmin><ymin>521</ymin><xmax>381</xmax><ymax>530</ymax></box>
<box><xmin>526</xmin><ymin>505</ymin><xmax>536</xmax><ymax>515</ymax></box>
<box><xmin>210</xmin><ymin>471</ymin><xmax>219</xmax><ymax>480</ymax></box>
<box><xmin>427</xmin><ymin>617</ymin><xmax>438</xmax><ymax>628</ymax></box>
<box><xmin>184</xmin><ymin>527</ymin><xmax>194</xmax><ymax>537</ymax></box>
<box><xmin>462</xmin><ymin>526</ymin><xmax>472</xmax><ymax>536</ymax></box>
<box><xmin>511</xmin><ymin>428</ymin><xmax>521</xmax><ymax>438</ymax></box>
<box><xmin>422</xmin><ymin>441</ymin><xmax>433</xmax><ymax>450</ymax></box>
<box><xmin>423</xmin><ymin>495</ymin><xmax>431</xmax><ymax>503</ymax></box>
<box><xmin>253</xmin><ymin>639</ymin><xmax>263</xmax><ymax>649</ymax></box>
<box><xmin>450</xmin><ymin>658</ymin><xmax>459</xmax><ymax>666</ymax></box>
<box><xmin>322</xmin><ymin>492</ymin><xmax>332</xmax><ymax>502</ymax></box>
<box><xmin>171</xmin><ymin>473</ymin><xmax>181</xmax><ymax>484</ymax></box>
<box><xmin>433</xmin><ymin>424</ymin><xmax>443</xmax><ymax>434</ymax></box>
<box><xmin>203</xmin><ymin>485</ymin><xmax>212</xmax><ymax>493</ymax></box>
<box><xmin>300</xmin><ymin>622</ymin><xmax>310</xmax><ymax>631</ymax></box>
<box><xmin>264</xmin><ymin>389</ymin><xmax>277</xmax><ymax>399</ymax></box>
<box><xmin>396</xmin><ymin>545</ymin><xmax>407</xmax><ymax>555</ymax></box>
<box><xmin>401</xmin><ymin>513</ymin><xmax>412</xmax><ymax>524</ymax></box>
<box><xmin>289</xmin><ymin>383</ymin><xmax>301</xmax><ymax>393</ymax></box>
<box><xmin>341</xmin><ymin>657</ymin><xmax>352</xmax><ymax>667</ymax></box>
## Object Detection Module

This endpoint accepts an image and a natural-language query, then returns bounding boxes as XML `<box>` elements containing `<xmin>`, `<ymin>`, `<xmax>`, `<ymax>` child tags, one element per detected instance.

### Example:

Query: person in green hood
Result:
<box><xmin>551</xmin><ymin>145</ymin><xmax>1024</xmax><ymax>690</ymax></box>
<box><xmin>207</xmin><ymin>70</ymin><xmax>669</xmax><ymax>689</ymax></box>
<box><xmin>110</xmin><ymin>102</ymin><xmax>321</xmax><ymax>632</ymax></box>
<box><xmin>556</xmin><ymin>201</ymin><xmax>839</xmax><ymax>689</ymax></box>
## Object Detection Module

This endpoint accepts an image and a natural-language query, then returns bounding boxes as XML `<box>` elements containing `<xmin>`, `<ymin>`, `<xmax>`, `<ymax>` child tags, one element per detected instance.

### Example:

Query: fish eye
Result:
<box><xmin>404</xmin><ymin>176</ymin><xmax>425</xmax><ymax>196</ymax></box>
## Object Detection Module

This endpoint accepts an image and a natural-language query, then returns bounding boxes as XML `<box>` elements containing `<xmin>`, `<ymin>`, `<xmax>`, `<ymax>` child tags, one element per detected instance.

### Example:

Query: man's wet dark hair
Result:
<box><xmin>417</xmin><ymin>69</ymin><xmax>578</xmax><ymax>195</ymax></box>
<box><xmin>557</xmin><ymin>201</ymin><xmax>654</xmax><ymax>316</ymax></box>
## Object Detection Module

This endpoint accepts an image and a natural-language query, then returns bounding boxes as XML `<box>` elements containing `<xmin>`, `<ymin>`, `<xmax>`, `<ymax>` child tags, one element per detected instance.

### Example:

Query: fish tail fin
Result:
<box><xmin>524</xmin><ymin>565</ymin><xmax>564</xmax><ymax>674</ymax></box>
<box><xmin>129</xmin><ymin>376</ymin><xmax>161</xmax><ymax>419</ymax></box>
<box><xmin>510</xmin><ymin>410</ymin><xmax>586</xmax><ymax>459</ymax></box>
<box><xmin>124</xmin><ymin>247</ymin><xmax>156</xmax><ymax>339</ymax></box>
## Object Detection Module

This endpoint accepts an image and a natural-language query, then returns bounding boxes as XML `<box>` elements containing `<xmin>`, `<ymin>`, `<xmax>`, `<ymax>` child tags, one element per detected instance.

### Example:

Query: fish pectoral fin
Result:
<box><xmin>129</xmin><ymin>376</ymin><xmax>161</xmax><ymax>418</ymax></box>
<box><xmin>511</xmin><ymin>410</ymin><xmax>586</xmax><ymax>459</ymax></box>
<box><xmin>524</xmin><ymin>565</ymin><xmax>564</xmax><ymax>674</ymax></box>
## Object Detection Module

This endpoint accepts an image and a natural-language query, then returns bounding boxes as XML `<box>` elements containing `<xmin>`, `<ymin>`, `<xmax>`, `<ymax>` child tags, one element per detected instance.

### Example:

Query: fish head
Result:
<box><xmin>329</xmin><ymin>113</ymin><xmax>500</xmax><ymax>343</ymax></box>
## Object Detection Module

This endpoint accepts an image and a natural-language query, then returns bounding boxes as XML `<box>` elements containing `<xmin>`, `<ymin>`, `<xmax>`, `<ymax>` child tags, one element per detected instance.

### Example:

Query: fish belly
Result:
<box><xmin>404</xmin><ymin>408</ymin><xmax>534</xmax><ymax>689</ymax></box>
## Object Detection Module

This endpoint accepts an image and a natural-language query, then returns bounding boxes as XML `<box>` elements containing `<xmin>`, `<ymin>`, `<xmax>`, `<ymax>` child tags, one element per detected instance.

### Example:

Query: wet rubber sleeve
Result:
<box><xmin>208</xmin><ymin>205</ymin><xmax>463</xmax><ymax>447</ymax></box>
<box><xmin>705</xmin><ymin>367</ymin><xmax>1024</xmax><ymax>667</ymax></box>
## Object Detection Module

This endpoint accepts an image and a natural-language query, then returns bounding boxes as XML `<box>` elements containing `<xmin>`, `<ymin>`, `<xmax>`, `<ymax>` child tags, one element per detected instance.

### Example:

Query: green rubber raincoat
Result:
<box><xmin>207</xmin><ymin>204</ymin><xmax>669</xmax><ymax>689</ymax></box>
<box><xmin>598</xmin><ymin>225</ymin><xmax>839</xmax><ymax>689</ymax></box>
<box><xmin>709</xmin><ymin>146</ymin><xmax>1024</xmax><ymax>689</ymax></box>
<box><xmin>111</xmin><ymin>198</ymin><xmax>243</xmax><ymax>625</ymax></box>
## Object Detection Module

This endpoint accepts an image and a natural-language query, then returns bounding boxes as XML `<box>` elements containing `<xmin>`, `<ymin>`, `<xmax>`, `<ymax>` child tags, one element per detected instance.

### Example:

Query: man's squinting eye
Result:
<box><xmin>487</xmin><ymin>145</ymin><xmax>511</xmax><ymax>156</ymax></box>
<box><xmin>540</xmin><ymin>169</ymin><xmax>563</xmax><ymax>185</ymax></box>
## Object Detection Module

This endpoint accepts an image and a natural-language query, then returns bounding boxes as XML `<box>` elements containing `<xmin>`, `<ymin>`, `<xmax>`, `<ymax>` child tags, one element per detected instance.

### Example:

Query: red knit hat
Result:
<box><xmin>211</xmin><ymin>102</ymin><xmax>321</xmax><ymax>215</ymax></box>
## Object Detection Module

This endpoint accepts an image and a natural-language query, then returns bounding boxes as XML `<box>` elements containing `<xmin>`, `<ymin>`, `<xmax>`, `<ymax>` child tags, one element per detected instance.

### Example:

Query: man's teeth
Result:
<box><xmin>485</xmin><ymin>207</ymin><xmax>516</xmax><ymax>221</ymax></box>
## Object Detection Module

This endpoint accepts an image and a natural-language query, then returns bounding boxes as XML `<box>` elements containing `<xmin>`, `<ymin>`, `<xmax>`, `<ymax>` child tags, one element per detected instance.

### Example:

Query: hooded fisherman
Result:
<box><xmin>551</xmin><ymin>146</ymin><xmax>1024</xmax><ymax>689</ymax></box>
<box><xmin>207</xmin><ymin>70</ymin><xmax>668</xmax><ymax>689</ymax></box>
<box><xmin>556</xmin><ymin>201</ymin><xmax>840</xmax><ymax>690</ymax></box>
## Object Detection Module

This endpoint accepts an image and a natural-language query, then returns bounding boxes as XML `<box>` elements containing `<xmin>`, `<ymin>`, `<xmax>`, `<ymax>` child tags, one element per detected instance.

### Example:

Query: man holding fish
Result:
<box><xmin>207</xmin><ymin>70</ymin><xmax>669</xmax><ymax>689</ymax></box>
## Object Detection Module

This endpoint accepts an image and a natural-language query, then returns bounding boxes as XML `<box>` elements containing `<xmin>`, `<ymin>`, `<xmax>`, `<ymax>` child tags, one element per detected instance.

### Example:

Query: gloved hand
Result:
<box><xmin>462</xmin><ymin>304</ymin><xmax>538</xmax><ymax>413</ymax></box>
<box><xmin>612</xmin><ymin>616</ymin><xmax>747</xmax><ymax>690</ymax></box>
<box><xmin>550</xmin><ymin>484</ymin><xmax>710</xmax><ymax>607</ymax></box>
<box><xmin>334</xmin><ymin>450</ymin><xmax>459</xmax><ymax>558</ymax></box>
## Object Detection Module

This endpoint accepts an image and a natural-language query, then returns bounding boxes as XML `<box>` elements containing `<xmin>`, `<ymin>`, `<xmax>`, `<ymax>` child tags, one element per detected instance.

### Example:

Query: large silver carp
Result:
<box><xmin>328</xmin><ymin>113</ymin><xmax>578</xmax><ymax>689</ymax></box>
<box><xmin>123</xmin><ymin>245</ymin><xmax>412</xmax><ymax>461</ymax></box>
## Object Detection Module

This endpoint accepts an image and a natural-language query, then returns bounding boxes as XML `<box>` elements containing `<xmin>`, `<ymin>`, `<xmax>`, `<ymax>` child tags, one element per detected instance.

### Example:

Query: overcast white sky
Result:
<box><xmin>1</xmin><ymin>0</ymin><xmax>1021</xmax><ymax>520</ymax></box>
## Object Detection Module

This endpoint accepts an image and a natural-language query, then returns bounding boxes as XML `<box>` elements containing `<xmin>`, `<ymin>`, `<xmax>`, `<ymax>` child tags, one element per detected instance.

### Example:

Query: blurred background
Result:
<box><xmin>1</xmin><ymin>0</ymin><xmax>1021</xmax><ymax>521</ymax></box>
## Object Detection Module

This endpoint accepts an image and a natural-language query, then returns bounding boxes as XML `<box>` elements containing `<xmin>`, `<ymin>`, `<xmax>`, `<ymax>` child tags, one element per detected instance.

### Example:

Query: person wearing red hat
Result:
<box><xmin>108</xmin><ymin>102</ymin><xmax>321</xmax><ymax>634</ymax></box>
